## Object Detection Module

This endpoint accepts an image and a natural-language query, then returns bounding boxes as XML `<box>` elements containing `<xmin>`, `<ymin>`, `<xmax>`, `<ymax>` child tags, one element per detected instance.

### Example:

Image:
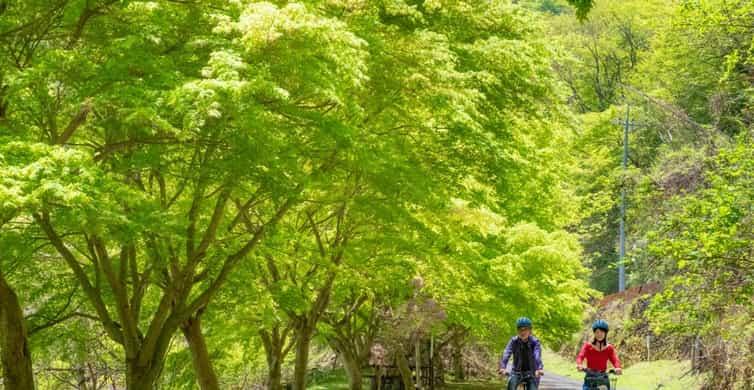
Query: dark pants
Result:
<box><xmin>507</xmin><ymin>372</ymin><xmax>538</xmax><ymax>390</ymax></box>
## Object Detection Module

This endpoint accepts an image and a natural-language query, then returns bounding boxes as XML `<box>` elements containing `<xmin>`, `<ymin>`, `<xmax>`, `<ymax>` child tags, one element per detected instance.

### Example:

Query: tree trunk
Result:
<box><xmin>0</xmin><ymin>271</ymin><xmax>35</xmax><ymax>390</ymax></box>
<box><xmin>126</xmin><ymin>361</ymin><xmax>162</xmax><ymax>390</ymax></box>
<box><xmin>329</xmin><ymin>333</ymin><xmax>370</xmax><ymax>390</ymax></box>
<box><xmin>394</xmin><ymin>344</ymin><xmax>415</xmax><ymax>390</ymax></box>
<box><xmin>181</xmin><ymin>314</ymin><xmax>220</xmax><ymax>390</ymax></box>
<box><xmin>452</xmin><ymin>352</ymin><xmax>464</xmax><ymax>381</ymax></box>
<box><xmin>433</xmin><ymin>346</ymin><xmax>444</xmax><ymax>386</ymax></box>
<box><xmin>267</xmin><ymin>351</ymin><xmax>284</xmax><ymax>390</ymax></box>
<box><xmin>451</xmin><ymin>336</ymin><xmax>464</xmax><ymax>381</ymax></box>
<box><xmin>292</xmin><ymin>324</ymin><xmax>315</xmax><ymax>390</ymax></box>
<box><xmin>261</xmin><ymin>325</ymin><xmax>294</xmax><ymax>390</ymax></box>
<box><xmin>76</xmin><ymin>365</ymin><xmax>89</xmax><ymax>390</ymax></box>
<box><xmin>125</xmin><ymin>336</ymin><xmax>173</xmax><ymax>390</ymax></box>
<box><xmin>325</xmin><ymin>301</ymin><xmax>379</xmax><ymax>390</ymax></box>
<box><xmin>340</xmin><ymin>350</ymin><xmax>363</xmax><ymax>390</ymax></box>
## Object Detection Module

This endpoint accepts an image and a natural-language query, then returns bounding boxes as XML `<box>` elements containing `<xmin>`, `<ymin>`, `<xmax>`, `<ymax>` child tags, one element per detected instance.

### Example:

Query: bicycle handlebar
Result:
<box><xmin>501</xmin><ymin>370</ymin><xmax>543</xmax><ymax>378</ymax></box>
<box><xmin>578</xmin><ymin>368</ymin><xmax>617</xmax><ymax>375</ymax></box>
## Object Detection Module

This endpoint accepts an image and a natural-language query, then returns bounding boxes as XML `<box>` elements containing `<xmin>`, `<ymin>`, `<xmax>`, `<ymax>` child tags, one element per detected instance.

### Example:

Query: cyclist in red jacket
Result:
<box><xmin>576</xmin><ymin>320</ymin><xmax>622</xmax><ymax>389</ymax></box>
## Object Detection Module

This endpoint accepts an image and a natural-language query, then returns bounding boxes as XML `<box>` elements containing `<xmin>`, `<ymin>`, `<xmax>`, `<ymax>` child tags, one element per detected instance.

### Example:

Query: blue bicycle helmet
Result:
<box><xmin>592</xmin><ymin>319</ymin><xmax>609</xmax><ymax>332</ymax></box>
<box><xmin>516</xmin><ymin>317</ymin><xmax>533</xmax><ymax>329</ymax></box>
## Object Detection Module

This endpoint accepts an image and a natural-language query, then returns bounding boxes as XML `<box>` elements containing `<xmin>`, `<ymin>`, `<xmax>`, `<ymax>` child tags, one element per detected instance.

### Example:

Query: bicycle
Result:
<box><xmin>502</xmin><ymin>370</ymin><xmax>538</xmax><ymax>390</ymax></box>
<box><xmin>579</xmin><ymin>368</ymin><xmax>618</xmax><ymax>390</ymax></box>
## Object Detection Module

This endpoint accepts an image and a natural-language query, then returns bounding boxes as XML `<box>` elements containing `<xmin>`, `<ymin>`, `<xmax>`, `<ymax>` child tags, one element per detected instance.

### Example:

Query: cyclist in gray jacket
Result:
<box><xmin>498</xmin><ymin>317</ymin><xmax>544</xmax><ymax>390</ymax></box>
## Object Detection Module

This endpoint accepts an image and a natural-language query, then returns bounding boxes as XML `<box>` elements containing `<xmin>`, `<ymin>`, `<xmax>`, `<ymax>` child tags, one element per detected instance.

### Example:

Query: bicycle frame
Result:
<box><xmin>506</xmin><ymin>371</ymin><xmax>535</xmax><ymax>390</ymax></box>
<box><xmin>581</xmin><ymin>368</ymin><xmax>618</xmax><ymax>390</ymax></box>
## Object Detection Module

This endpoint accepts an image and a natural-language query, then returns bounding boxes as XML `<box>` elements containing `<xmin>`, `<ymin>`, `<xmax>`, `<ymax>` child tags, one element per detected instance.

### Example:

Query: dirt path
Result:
<box><xmin>441</xmin><ymin>371</ymin><xmax>597</xmax><ymax>389</ymax></box>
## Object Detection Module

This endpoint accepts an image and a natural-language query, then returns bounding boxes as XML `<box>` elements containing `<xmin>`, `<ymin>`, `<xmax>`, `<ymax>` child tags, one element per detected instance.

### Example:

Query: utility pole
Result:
<box><xmin>611</xmin><ymin>104</ymin><xmax>638</xmax><ymax>292</ymax></box>
<box><xmin>619</xmin><ymin>104</ymin><xmax>629</xmax><ymax>292</ymax></box>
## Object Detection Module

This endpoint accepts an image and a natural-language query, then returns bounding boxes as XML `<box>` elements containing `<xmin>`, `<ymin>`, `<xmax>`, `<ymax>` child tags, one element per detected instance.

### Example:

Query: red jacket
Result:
<box><xmin>576</xmin><ymin>343</ymin><xmax>621</xmax><ymax>372</ymax></box>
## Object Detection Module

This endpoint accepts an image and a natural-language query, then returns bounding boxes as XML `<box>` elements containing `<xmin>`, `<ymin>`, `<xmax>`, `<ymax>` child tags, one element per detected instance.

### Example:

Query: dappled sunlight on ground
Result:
<box><xmin>442</xmin><ymin>380</ymin><xmax>504</xmax><ymax>389</ymax></box>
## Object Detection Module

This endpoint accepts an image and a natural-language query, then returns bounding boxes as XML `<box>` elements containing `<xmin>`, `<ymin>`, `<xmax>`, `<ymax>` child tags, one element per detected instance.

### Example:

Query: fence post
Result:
<box><xmin>415</xmin><ymin>338</ymin><xmax>422</xmax><ymax>390</ymax></box>
<box><xmin>691</xmin><ymin>335</ymin><xmax>700</xmax><ymax>373</ymax></box>
<box><xmin>429</xmin><ymin>335</ymin><xmax>434</xmax><ymax>390</ymax></box>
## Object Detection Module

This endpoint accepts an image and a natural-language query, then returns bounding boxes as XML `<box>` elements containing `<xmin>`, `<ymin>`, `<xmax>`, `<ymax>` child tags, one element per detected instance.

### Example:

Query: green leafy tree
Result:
<box><xmin>646</xmin><ymin>137</ymin><xmax>754</xmax><ymax>388</ymax></box>
<box><xmin>1</xmin><ymin>2</ymin><xmax>607</xmax><ymax>389</ymax></box>
<box><xmin>2</xmin><ymin>1</ymin><xmax>370</xmax><ymax>388</ymax></box>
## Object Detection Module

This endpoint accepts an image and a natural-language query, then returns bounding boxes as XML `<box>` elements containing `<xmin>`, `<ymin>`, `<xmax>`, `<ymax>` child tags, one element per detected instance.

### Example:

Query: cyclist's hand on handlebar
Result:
<box><xmin>614</xmin><ymin>368</ymin><xmax>622</xmax><ymax>375</ymax></box>
<box><xmin>498</xmin><ymin>368</ymin><xmax>508</xmax><ymax>376</ymax></box>
<box><xmin>535</xmin><ymin>370</ymin><xmax>544</xmax><ymax>378</ymax></box>
<box><xmin>576</xmin><ymin>365</ymin><xmax>583</xmax><ymax>372</ymax></box>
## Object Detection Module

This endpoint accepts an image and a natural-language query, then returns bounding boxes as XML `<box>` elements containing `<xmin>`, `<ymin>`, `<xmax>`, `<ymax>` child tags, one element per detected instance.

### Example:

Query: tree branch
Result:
<box><xmin>183</xmin><ymin>192</ymin><xmax>300</xmax><ymax>317</ymax></box>
<box><xmin>35</xmin><ymin>212</ymin><xmax>124</xmax><ymax>344</ymax></box>
<box><xmin>56</xmin><ymin>98</ymin><xmax>92</xmax><ymax>144</ymax></box>
<box><xmin>26</xmin><ymin>285</ymin><xmax>78</xmax><ymax>334</ymax></box>
<box><xmin>192</xmin><ymin>188</ymin><xmax>231</xmax><ymax>263</ymax></box>
<box><xmin>67</xmin><ymin>0</ymin><xmax>119</xmax><ymax>48</ymax></box>
<box><xmin>95</xmin><ymin>237</ymin><xmax>140</xmax><ymax>352</ymax></box>
<box><xmin>307</xmin><ymin>210</ymin><xmax>327</xmax><ymax>259</ymax></box>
